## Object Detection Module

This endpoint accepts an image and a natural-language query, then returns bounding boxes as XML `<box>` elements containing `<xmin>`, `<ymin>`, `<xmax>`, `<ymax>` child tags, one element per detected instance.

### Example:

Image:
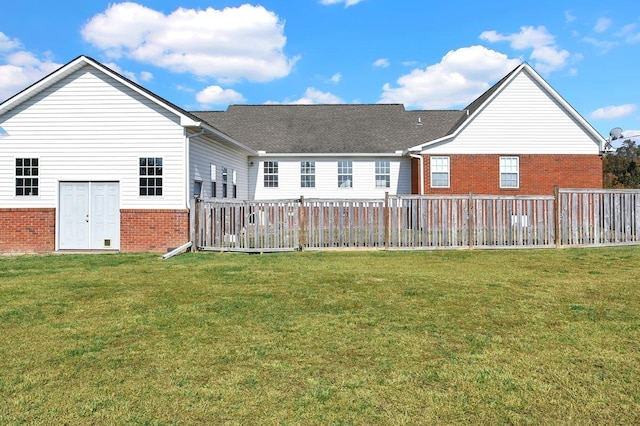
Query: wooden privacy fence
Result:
<box><xmin>192</xmin><ymin>189</ymin><xmax>640</xmax><ymax>252</ymax></box>
<box><xmin>558</xmin><ymin>189</ymin><xmax>640</xmax><ymax>246</ymax></box>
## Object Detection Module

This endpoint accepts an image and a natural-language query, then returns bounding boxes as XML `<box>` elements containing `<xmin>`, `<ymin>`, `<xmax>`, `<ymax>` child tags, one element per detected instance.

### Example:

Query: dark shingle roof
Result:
<box><xmin>192</xmin><ymin>105</ymin><xmax>465</xmax><ymax>154</ymax></box>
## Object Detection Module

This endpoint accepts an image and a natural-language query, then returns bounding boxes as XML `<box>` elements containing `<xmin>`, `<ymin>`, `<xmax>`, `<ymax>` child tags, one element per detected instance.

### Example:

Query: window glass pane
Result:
<box><xmin>139</xmin><ymin>157</ymin><xmax>163</xmax><ymax>196</ymax></box>
<box><xmin>432</xmin><ymin>172</ymin><xmax>449</xmax><ymax>187</ymax></box>
<box><xmin>301</xmin><ymin>161</ymin><xmax>315</xmax><ymax>187</ymax></box>
<box><xmin>430</xmin><ymin>157</ymin><xmax>450</xmax><ymax>187</ymax></box>
<box><xmin>500</xmin><ymin>157</ymin><xmax>519</xmax><ymax>188</ymax></box>
<box><xmin>375</xmin><ymin>160</ymin><xmax>390</xmax><ymax>188</ymax></box>
<box><xmin>501</xmin><ymin>173</ymin><xmax>518</xmax><ymax>187</ymax></box>
<box><xmin>338</xmin><ymin>160</ymin><xmax>353</xmax><ymax>188</ymax></box>
<box><xmin>264</xmin><ymin>161</ymin><xmax>279</xmax><ymax>187</ymax></box>
<box><xmin>15</xmin><ymin>158</ymin><xmax>39</xmax><ymax>196</ymax></box>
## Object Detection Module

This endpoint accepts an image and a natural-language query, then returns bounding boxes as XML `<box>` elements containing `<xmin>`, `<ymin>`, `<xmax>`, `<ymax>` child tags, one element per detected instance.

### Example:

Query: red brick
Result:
<box><xmin>416</xmin><ymin>154</ymin><xmax>603</xmax><ymax>195</ymax></box>
<box><xmin>0</xmin><ymin>208</ymin><xmax>189</xmax><ymax>253</ymax></box>
<box><xmin>0</xmin><ymin>209</ymin><xmax>56</xmax><ymax>252</ymax></box>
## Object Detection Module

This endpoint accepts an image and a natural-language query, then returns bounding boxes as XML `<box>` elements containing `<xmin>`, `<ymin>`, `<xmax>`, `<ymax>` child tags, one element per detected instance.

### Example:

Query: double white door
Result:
<box><xmin>59</xmin><ymin>182</ymin><xmax>120</xmax><ymax>250</ymax></box>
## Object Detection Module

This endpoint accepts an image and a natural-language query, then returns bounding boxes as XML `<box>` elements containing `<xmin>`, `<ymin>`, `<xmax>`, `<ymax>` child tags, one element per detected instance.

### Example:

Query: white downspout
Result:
<box><xmin>184</xmin><ymin>129</ymin><xmax>205</xmax><ymax>209</ymax></box>
<box><xmin>409</xmin><ymin>153</ymin><xmax>424</xmax><ymax>195</ymax></box>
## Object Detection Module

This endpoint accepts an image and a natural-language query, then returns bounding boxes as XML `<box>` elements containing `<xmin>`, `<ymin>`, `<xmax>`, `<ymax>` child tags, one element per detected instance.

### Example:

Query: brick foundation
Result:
<box><xmin>0</xmin><ymin>208</ymin><xmax>56</xmax><ymax>252</ymax></box>
<box><xmin>418</xmin><ymin>154</ymin><xmax>603</xmax><ymax>195</ymax></box>
<box><xmin>120</xmin><ymin>209</ymin><xmax>190</xmax><ymax>253</ymax></box>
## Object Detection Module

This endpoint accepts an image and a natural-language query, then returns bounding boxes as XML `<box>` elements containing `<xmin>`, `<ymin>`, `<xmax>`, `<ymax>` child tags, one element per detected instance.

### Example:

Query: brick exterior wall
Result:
<box><xmin>417</xmin><ymin>154</ymin><xmax>603</xmax><ymax>195</ymax></box>
<box><xmin>0</xmin><ymin>208</ymin><xmax>190</xmax><ymax>253</ymax></box>
<box><xmin>120</xmin><ymin>209</ymin><xmax>190</xmax><ymax>253</ymax></box>
<box><xmin>0</xmin><ymin>208</ymin><xmax>56</xmax><ymax>252</ymax></box>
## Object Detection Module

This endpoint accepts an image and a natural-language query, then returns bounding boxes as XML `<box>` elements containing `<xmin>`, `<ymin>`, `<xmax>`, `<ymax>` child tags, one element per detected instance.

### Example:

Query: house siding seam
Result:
<box><xmin>0</xmin><ymin>208</ymin><xmax>56</xmax><ymax>252</ymax></box>
<box><xmin>120</xmin><ymin>209</ymin><xmax>189</xmax><ymax>253</ymax></box>
<box><xmin>421</xmin><ymin>154</ymin><xmax>602</xmax><ymax>195</ymax></box>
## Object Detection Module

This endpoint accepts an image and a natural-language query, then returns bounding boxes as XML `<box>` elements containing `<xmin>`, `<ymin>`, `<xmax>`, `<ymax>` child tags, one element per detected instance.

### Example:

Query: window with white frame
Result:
<box><xmin>500</xmin><ymin>156</ymin><xmax>519</xmax><ymax>188</ymax></box>
<box><xmin>430</xmin><ymin>156</ymin><xmax>450</xmax><ymax>188</ymax></box>
<box><xmin>211</xmin><ymin>164</ymin><xmax>217</xmax><ymax>197</ymax></box>
<box><xmin>375</xmin><ymin>160</ymin><xmax>390</xmax><ymax>188</ymax></box>
<box><xmin>338</xmin><ymin>160</ymin><xmax>352</xmax><ymax>188</ymax></box>
<box><xmin>232</xmin><ymin>170</ymin><xmax>237</xmax><ymax>198</ymax></box>
<box><xmin>139</xmin><ymin>157</ymin><xmax>162</xmax><ymax>196</ymax></box>
<box><xmin>264</xmin><ymin>161</ymin><xmax>278</xmax><ymax>187</ymax></box>
<box><xmin>15</xmin><ymin>158</ymin><xmax>39</xmax><ymax>196</ymax></box>
<box><xmin>222</xmin><ymin>167</ymin><xmax>228</xmax><ymax>197</ymax></box>
<box><xmin>300</xmin><ymin>161</ymin><xmax>315</xmax><ymax>188</ymax></box>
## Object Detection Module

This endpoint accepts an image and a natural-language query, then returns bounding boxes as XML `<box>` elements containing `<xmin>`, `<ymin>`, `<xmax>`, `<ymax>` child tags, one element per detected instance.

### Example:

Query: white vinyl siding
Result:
<box><xmin>423</xmin><ymin>71</ymin><xmax>601</xmax><ymax>155</ymax></box>
<box><xmin>500</xmin><ymin>156</ymin><xmax>519</xmax><ymax>188</ymax></box>
<box><xmin>430</xmin><ymin>156</ymin><xmax>450</xmax><ymax>188</ymax></box>
<box><xmin>0</xmin><ymin>65</ymin><xmax>187</xmax><ymax>209</ymax></box>
<box><xmin>250</xmin><ymin>157</ymin><xmax>411</xmax><ymax>200</ymax></box>
<box><xmin>190</xmin><ymin>136</ymin><xmax>249</xmax><ymax>200</ymax></box>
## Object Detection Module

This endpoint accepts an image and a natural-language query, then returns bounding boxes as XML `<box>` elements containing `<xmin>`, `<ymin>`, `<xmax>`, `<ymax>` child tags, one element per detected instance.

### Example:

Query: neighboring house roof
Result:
<box><xmin>193</xmin><ymin>105</ymin><xmax>466</xmax><ymax>154</ymax></box>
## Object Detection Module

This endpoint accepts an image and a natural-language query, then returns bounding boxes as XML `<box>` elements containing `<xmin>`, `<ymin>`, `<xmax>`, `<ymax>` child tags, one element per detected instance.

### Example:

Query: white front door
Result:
<box><xmin>59</xmin><ymin>182</ymin><xmax>120</xmax><ymax>250</ymax></box>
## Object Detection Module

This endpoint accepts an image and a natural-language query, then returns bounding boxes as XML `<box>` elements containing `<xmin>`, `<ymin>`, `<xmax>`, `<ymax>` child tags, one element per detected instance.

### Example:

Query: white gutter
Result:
<box><xmin>409</xmin><ymin>153</ymin><xmax>424</xmax><ymax>195</ymax></box>
<box><xmin>256</xmin><ymin>151</ymin><xmax>406</xmax><ymax>158</ymax></box>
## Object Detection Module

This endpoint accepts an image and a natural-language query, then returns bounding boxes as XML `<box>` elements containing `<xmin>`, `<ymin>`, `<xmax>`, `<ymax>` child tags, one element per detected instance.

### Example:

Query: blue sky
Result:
<box><xmin>1</xmin><ymin>0</ymin><xmax>639</xmax><ymax>143</ymax></box>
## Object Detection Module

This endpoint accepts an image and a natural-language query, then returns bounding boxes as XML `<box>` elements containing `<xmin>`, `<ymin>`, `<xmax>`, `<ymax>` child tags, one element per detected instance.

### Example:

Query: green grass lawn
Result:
<box><xmin>1</xmin><ymin>247</ymin><xmax>639</xmax><ymax>424</ymax></box>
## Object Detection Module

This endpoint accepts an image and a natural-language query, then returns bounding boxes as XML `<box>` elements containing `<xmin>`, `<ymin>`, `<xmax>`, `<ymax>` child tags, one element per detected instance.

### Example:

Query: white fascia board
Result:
<box><xmin>407</xmin><ymin>135</ymin><xmax>455</xmax><ymax>153</ymax></box>
<box><xmin>255</xmin><ymin>152</ymin><xmax>407</xmax><ymax>157</ymax></box>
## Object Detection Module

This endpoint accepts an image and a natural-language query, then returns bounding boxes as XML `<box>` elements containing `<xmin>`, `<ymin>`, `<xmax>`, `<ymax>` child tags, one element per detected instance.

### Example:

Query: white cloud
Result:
<box><xmin>320</xmin><ymin>0</ymin><xmax>364</xmax><ymax>6</ymax></box>
<box><xmin>195</xmin><ymin>85</ymin><xmax>245</xmax><ymax>107</ymax></box>
<box><xmin>581</xmin><ymin>37</ymin><xmax>618</xmax><ymax>52</ymax></box>
<box><xmin>379</xmin><ymin>45</ymin><xmax>520</xmax><ymax>109</ymax></box>
<box><xmin>139</xmin><ymin>71</ymin><xmax>153</xmax><ymax>82</ymax></box>
<box><xmin>267</xmin><ymin>87</ymin><xmax>344</xmax><ymax>104</ymax></box>
<box><xmin>0</xmin><ymin>49</ymin><xmax>62</xmax><ymax>102</ymax></box>
<box><xmin>614</xmin><ymin>23</ymin><xmax>640</xmax><ymax>43</ymax></box>
<box><xmin>565</xmin><ymin>11</ymin><xmax>576</xmax><ymax>23</ymax></box>
<box><xmin>81</xmin><ymin>2</ymin><xmax>298</xmax><ymax>83</ymax></box>
<box><xmin>480</xmin><ymin>26</ymin><xmax>570</xmax><ymax>74</ymax></box>
<box><xmin>0</xmin><ymin>32</ymin><xmax>21</xmax><ymax>52</ymax></box>
<box><xmin>623</xmin><ymin>129</ymin><xmax>640</xmax><ymax>139</ymax></box>
<box><xmin>590</xmin><ymin>104</ymin><xmax>637</xmax><ymax>120</ymax></box>
<box><xmin>104</xmin><ymin>62</ymin><xmax>140</xmax><ymax>82</ymax></box>
<box><xmin>176</xmin><ymin>84</ymin><xmax>195</xmax><ymax>93</ymax></box>
<box><xmin>373</xmin><ymin>58</ymin><xmax>390</xmax><ymax>68</ymax></box>
<box><xmin>329</xmin><ymin>73</ymin><xmax>342</xmax><ymax>84</ymax></box>
<box><xmin>594</xmin><ymin>17</ymin><xmax>612</xmax><ymax>33</ymax></box>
